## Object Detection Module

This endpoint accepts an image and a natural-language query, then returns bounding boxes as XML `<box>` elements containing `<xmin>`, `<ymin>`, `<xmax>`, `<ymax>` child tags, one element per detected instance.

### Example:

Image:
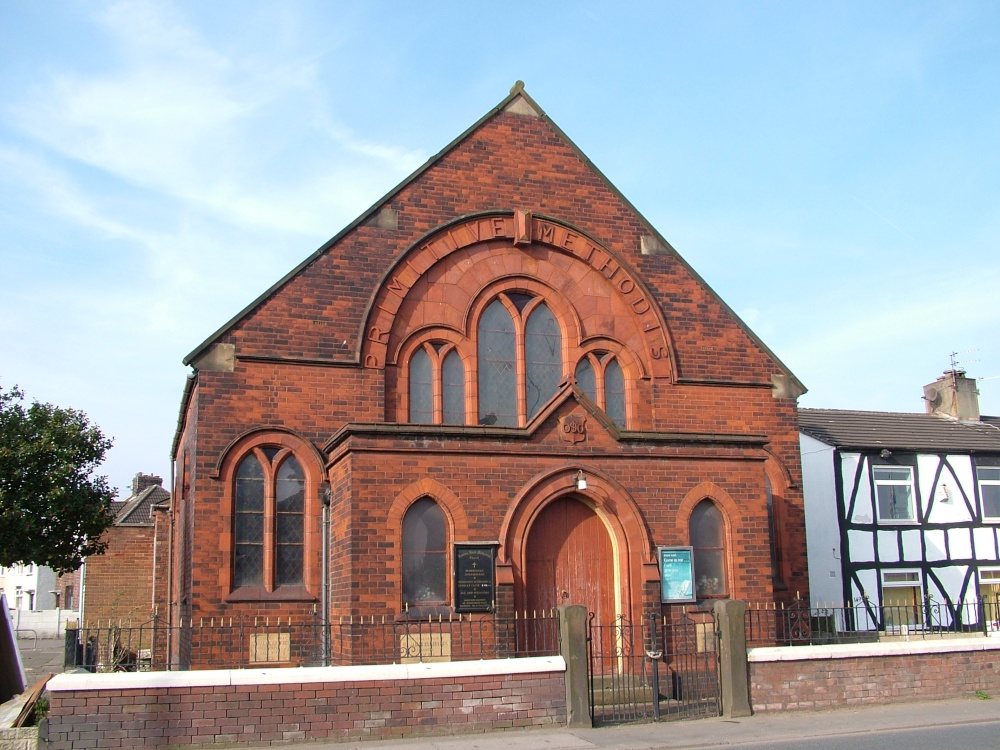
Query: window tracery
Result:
<box><xmin>575</xmin><ymin>352</ymin><xmax>626</xmax><ymax>426</ymax></box>
<box><xmin>233</xmin><ymin>448</ymin><xmax>305</xmax><ymax>590</ymax></box>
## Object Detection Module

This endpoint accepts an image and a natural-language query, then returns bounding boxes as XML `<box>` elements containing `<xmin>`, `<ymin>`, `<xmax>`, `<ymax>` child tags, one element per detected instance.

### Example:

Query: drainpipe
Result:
<box><xmin>321</xmin><ymin>482</ymin><xmax>331</xmax><ymax>666</ymax></box>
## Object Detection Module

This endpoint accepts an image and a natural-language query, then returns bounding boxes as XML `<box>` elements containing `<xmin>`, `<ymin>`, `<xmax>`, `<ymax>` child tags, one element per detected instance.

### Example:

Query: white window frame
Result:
<box><xmin>977</xmin><ymin>467</ymin><xmax>1000</xmax><ymax>522</ymax></box>
<box><xmin>872</xmin><ymin>465</ymin><xmax>917</xmax><ymax>524</ymax></box>
<box><xmin>880</xmin><ymin>569</ymin><xmax>923</xmax><ymax>631</ymax></box>
<box><xmin>980</xmin><ymin>568</ymin><xmax>1000</xmax><ymax>632</ymax></box>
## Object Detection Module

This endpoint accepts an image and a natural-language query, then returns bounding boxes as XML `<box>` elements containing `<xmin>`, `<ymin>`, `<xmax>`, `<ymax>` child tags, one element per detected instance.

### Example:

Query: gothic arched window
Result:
<box><xmin>690</xmin><ymin>500</ymin><xmax>728</xmax><ymax>599</ymax></box>
<box><xmin>234</xmin><ymin>450</ymin><xmax>305</xmax><ymax>590</ymax></box>
<box><xmin>407</xmin><ymin>342</ymin><xmax>466</xmax><ymax>425</ymax></box>
<box><xmin>478</xmin><ymin>294</ymin><xmax>562</xmax><ymax>426</ymax></box>
<box><xmin>402</xmin><ymin>497</ymin><xmax>448</xmax><ymax>606</ymax></box>
<box><xmin>576</xmin><ymin>352</ymin><xmax>627</xmax><ymax>427</ymax></box>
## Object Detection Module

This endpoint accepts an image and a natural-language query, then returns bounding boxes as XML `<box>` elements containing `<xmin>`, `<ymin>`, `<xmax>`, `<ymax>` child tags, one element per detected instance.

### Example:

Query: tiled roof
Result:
<box><xmin>799</xmin><ymin>408</ymin><xmax>1000</xmax><ymax>453</ymax></box>
<box><xmin>113</xmin><ymin>485</ymin><xmax>170</xmax><ymax>526</ymax></box>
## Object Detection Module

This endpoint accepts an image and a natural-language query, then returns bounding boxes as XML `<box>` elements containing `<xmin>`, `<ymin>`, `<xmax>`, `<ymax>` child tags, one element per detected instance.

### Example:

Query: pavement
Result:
<box><xmin>12</xmin><ymin>637</ymin><xmax>1000</xmax><ymax>749</ymax></box>
<box><xmin>294</xmin><ymin>697</ymin><xmax>1000</xmax><ymax>750</ymax></box>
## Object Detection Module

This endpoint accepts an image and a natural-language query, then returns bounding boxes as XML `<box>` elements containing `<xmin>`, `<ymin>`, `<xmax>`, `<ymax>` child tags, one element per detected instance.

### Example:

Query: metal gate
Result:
<box><xmin>588</xmin><ymin>610</ymin><xmax>720</xmax><ymax>725</ymax></box>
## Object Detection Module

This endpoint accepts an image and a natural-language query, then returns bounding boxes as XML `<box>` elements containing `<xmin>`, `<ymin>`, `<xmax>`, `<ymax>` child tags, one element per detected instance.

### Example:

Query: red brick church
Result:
<box><xmin>162</xmin><ymin>83</ymin><xmax>808</xmax><ymax>663</ymax></box>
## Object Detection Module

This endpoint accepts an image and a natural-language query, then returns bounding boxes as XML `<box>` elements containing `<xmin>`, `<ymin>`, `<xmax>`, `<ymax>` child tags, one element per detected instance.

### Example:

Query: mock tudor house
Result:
<box><xmin>162</xmin><ymin>84</ymin><xmax>809</xmax><ymax>665</ymax></box>
<box><xmin>800</xmin><ymin>370</ymin><xmax>1000</xmax><ymax>632</ymax></box>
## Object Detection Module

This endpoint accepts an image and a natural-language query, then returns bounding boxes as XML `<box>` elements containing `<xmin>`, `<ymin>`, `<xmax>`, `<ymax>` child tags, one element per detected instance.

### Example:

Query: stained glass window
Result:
<box><xmin>234</xmin><ymin>454</ymin><xmax>265</xmax><ymax>588</ymax></box>
<box><xmin>275</xmin><ymin>457</ymin><xmax>304</xmax><ymax>586</ymax></box>
<box><xmin>690</xmin><ymin>500</ymin><xmax>727</xmax><ymax>598</ymax></box>
<box><xmin>402</xmin><ymin>498</ymin><xmax>448</xmax><ymax>605</ymax></box>
<box><xmin>442</xmin><ymin>350</ymin><xmax>465</xmax><ymax>425</ymax></box>
<box><xmin>604</xmin><ymin>357</ymin><xmax>625</xmax><ymax>426</ymax></box>
<box><xmin>233</xmin><ymin>448</ymin><xmax>307</xmax><ymax>592</ymax></box>
<box><xmin>478</xmin><ymin>300</ymin><xmax>517</xmax><ymax>426</ymax></box>
<box><xmin>525</xmin><ymin>303</ymin><xmax>561</xmax><ymax>418</ymax></box>
<box><xmin>409</xmin><ymin>347</ymin><xmax>434</xmax><ymax>424</ymax></box>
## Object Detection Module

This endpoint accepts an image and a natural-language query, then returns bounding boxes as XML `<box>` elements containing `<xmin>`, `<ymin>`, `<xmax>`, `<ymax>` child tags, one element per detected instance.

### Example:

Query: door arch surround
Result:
<box><xmin>499</xmin><ymin>466</ymin><xmax>657</xmax><ymax>624</ymax></box>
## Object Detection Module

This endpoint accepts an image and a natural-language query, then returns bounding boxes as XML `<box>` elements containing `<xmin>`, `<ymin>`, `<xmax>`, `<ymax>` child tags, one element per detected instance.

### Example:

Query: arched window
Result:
<box><xmin>478</xmin><ymin>294</ymin><xmax>562</xmax><ymax>426</ymax></box>
<box><xmin>765</xmin><ymin>476</ymin><xmax>786</xmax><ymax>587</ymax></box>
<box><xmin>409</xmin><ymin>347</ymin><xmax>434</xmax><ymax>424</ymax></box>
<box><xmin>407</xmin><ymin>342</ymin><xmax>466</xmax><ymax>424</ymax></box>
<box><xmin>690</xmin><ymin>500</ymin><xmax>728</xmax><ymax>599</ymax></box>
<box><xmin>234</xmin><ymin>454</ymin><xmax>265</xmax><ymax>588</ymax></box>
<box><xmin>233</xmin><ymin>449</ymin><xmax>305</xmax><ymax>591</ymax></box>
<box><xmin>402</xmin><ymin>497</ymin><xmax>448</xmax><ymax>606</ymax></box>
<box><xmin>575</xmin><ymin>352</ymin><xmax>627</xmax><ymax>427</ymax></box>
<box><xmin>442</xmin><ymin>350</ymin><xmax>465</xmax><ymax>425</ymax></box>
<box><xmin>525</xmin><ymin>303</ymin><xmax>561</xmax><ymax>419</ymax></box>
<box><xmin>478</xmin><ymin>301</ymin><xmax>517</xmax><ymax>425</ymax></box>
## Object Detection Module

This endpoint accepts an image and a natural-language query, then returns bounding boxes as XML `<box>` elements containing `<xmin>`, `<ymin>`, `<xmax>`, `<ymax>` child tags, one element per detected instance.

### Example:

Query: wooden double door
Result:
<box><xmin>523</xmin><ymin>496</ymin><xmax>617</xmax><ymax>624</ymax></box>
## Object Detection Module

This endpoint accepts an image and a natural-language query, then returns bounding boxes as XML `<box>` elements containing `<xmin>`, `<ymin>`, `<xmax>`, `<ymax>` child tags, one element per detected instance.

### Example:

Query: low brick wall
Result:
<box><xmin>44</xmin><ymin>656</ymin><xmax>566</xmax><ymax>749</ymax></box>
<box><xmin>749</xmin><ymin>637</ymin><xmax>1000</xmax><ymax>711</ymax></box>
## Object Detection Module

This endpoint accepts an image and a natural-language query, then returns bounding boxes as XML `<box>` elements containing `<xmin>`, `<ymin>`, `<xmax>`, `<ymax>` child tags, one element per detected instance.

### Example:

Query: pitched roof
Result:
<box><xmin>179</xmin><ymin>82</ymin><xmax>803</xmax><ymax>395</ymax></box>
<box><xmin>111</xmin><ymin>484</ymin><xmax>169</xmax><ymax>526</ymax></box>
<box><xmin>799</xmin><ymin>408</ymin><xmax>1000</xmax><ymax>453</ymax></box>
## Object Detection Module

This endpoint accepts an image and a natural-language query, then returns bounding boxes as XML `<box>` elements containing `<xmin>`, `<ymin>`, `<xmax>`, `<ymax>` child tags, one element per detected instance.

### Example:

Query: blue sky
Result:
<box><xmin>1</xmin><ymin>1</ymin><xmax>998</xmax><ymax>497</ymax></box>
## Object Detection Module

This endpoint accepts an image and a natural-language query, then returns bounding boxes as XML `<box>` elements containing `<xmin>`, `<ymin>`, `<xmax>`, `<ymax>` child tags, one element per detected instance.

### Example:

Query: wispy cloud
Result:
<box><xmin>7</xmin><ymin>0</ymin><xmax>423</xmax><ymax>238</ymax></box>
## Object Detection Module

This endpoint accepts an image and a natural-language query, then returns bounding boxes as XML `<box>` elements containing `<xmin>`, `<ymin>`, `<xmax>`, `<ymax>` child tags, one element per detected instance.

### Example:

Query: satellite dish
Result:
<box><xmin>924</xmin><ymin>387</ymin><xmax>940</xmax><ymax>404</ymax></box>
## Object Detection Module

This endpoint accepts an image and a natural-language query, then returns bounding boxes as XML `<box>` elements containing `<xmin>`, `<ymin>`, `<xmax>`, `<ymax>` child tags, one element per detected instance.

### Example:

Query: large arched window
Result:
<box><xmin>690</xmin><ymin>500</ymin><xmax>728</xmax><ymax>599</ymax></box>
<box><xmin>478</xmin><ymin>294</ymin><xmax>562</xmax><ymax>426</ymax></box>
<box><xmin>576</xmin><ymin>352</ymin><xmax>627</xmax><ymax>427</ymax></box>
<box><xmin>408</xmin><ymin>343</ymin><xmax>466</xmax><ymax>424</ymax></box>
<box><xmin>234</xmin><ymin>449</ymin><xmax>305</xmax><ymax>590</ymax></box>
<box><xmin>402</xmin><ymin>497</ymin><xmax>448</xmax><ymax>606</ymax></box>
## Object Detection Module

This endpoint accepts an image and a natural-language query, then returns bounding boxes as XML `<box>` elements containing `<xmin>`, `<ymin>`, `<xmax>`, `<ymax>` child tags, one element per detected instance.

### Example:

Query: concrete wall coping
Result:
<box><xmin>47</xmin><ymin>655</ymin><xmax>565</xmax><ymax>692</ymax></box>
<box><xmin>749</xmin><ymin>636</ymin><xmax>1000</xmax><ymax>662</ymax></box>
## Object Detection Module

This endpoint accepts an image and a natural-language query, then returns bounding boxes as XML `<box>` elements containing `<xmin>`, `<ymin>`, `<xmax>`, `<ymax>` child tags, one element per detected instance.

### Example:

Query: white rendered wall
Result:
<box><xmin>800</xmin><ymin>433</ymin><xmax>842</xmax><ymax>605</ymax></box>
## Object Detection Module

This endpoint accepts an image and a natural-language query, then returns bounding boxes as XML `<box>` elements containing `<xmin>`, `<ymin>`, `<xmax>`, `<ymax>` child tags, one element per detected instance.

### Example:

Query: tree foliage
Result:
<box><xmin>0</xmin><ymin>384</ymin><xmax>116</xmax><ymax>573</ymax></box>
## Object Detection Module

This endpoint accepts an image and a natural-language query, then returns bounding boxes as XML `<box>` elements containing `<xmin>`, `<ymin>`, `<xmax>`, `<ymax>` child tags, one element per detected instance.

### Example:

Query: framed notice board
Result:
<box><xmin>658</xmin><ymin>546</ymin><xmax>696</xmax><ymax>603</ymax></box>
<box><xmin>454</xmin><ymin>544</ymin><xmax>496</xmax><ymax>613</ymax></box>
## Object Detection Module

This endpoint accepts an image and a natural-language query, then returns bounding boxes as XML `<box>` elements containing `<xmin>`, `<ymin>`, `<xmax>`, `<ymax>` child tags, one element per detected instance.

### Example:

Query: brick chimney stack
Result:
<box><xmin>923</xmin><ymin>370</ymin><xmax>981</xmax><ymax>421</ymax></box>
<box><xmin>132</xmin><ymin>473</ymin><xmax>164</xmax><ymax>496</ymax></box>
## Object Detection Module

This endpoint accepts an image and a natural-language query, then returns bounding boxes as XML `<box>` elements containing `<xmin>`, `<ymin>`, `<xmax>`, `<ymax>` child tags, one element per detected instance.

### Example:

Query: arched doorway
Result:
<box><xmin>524</xmin><ymin>495</ymin><xmax>616</xmax><ymax>624</ymax></box>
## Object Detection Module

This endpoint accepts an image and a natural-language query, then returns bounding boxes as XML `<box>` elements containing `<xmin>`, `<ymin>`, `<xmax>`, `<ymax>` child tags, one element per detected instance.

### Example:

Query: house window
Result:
<box><xmin>690</xmin><ymin>500</ymin><xmax>728</xmax><ymax>598</ymax></box>
<box><xmin>234</xmin><ymin>449</ymin><xmax>305</xmax><ymax>590</ymax></box>
<box><xmin>64</xmin><ymin>585</ymin><xmax>74</xmax><ymax>610</ymax></box>
<box><xmin>408</xmin><ymin>343</ymin><xmax>465</xmax><ymax>424</ymax></box>
<box><xmin>402</xmin><ymin>497</ymin><xmax>448</xmax><ymax>607</ymax></box>
<box><xmin>980</xmin><ymin>569</ymin><xmax>1000</xmax><ymax>632</ymax></box>
<box><xmin>881</xmin><ymin>570</ymin><xmax>922</xmax><ymax>629</ymax></box>
<box><xmin>478</xmin><ymin>295</ymin><xmax>562</xmax><ymax>426</ymax></box>
<box><xmin>872</xmin><ymin>466</ymin><xmax>916</xmax><ymax>523</ymax></box>
<box><xmin>978</xmin><ymin>467</ymin><xmax>1000</xmax><ymax>521</ymax></box>
<box><xmin>576</xmin><ymin>352</ymin><xmax>626</xmax><ymax>426</ymax></box>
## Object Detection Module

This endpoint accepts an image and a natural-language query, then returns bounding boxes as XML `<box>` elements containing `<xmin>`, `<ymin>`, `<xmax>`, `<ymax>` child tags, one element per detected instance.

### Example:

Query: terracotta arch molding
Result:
<box><xmin>359</xmin><ymin>211</ymin><xmax>677</xmax><ymax>380</ymax></box>
<box><xmin>497</xmin><ymin>465</ymin><xmax>660</xmax><ymax>620</ymax></box>
<box><xmin>386</xmin><ymin>478</ymin><xmax>470</xmax><ymax>542</ymax></box>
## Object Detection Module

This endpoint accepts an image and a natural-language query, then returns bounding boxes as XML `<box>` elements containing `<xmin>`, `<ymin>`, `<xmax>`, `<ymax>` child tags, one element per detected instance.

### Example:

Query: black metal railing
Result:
<box><xmin>64</xmin><ymin>610</ymin><xmax>561</xmax><ymax>672</ymax></box>
<box><xmin>587</xmin><ymin>611</ymin><xmax>720</xmax><ymax>726</ymax></box>
<box><xmin>746</xmin><ymin>597</ymin><xmax>1000</xmax><ymax>648</ymax></box>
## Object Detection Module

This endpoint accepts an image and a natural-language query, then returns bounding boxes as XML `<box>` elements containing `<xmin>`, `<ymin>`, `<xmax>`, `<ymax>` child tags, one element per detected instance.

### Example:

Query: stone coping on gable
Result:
<box><xmin>749</xmin><ymin>636</ymin><xmax>1000</xmax><ymax>662</ymax></box>
<box><xmin>47</xmin><ymin>655</ymin><xmax>565</xmax><ymax>692</ymax></box>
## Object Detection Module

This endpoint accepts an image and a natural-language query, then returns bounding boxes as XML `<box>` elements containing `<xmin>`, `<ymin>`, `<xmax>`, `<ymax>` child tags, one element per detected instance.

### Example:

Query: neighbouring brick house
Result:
<box><xmin>81</xmin><ymin>473</ymin><xmax>168</xmax><ymax>625</ymax></box>
<box><xmin>162</xmin><ymin>84</ymin><xmax>809</xmax><ymax>666</ymax></box>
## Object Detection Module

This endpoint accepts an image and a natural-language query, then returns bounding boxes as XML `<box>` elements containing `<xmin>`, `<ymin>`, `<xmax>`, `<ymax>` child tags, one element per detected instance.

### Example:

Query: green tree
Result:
<box><xmin>0</xmin><ymin>384</ymin><xmax>116</xmax><ymax>573</ymax></box>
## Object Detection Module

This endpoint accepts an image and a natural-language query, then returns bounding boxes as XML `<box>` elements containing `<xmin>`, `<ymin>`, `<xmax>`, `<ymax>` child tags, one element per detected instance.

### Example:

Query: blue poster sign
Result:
<box><xmin>659</xmin><ymin>546</ymin><xmax>696</xmax><ymax>603</ymax></box>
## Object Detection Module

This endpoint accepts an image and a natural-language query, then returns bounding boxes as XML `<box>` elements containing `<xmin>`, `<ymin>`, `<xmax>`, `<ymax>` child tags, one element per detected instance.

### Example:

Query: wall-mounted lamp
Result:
<box><xmin>576</xmin><ymin>470</ymin><xmax>588</xmax><ymax>491</ymax></box>
<box><xmin>940</xmin><ymin>483</ymin><xmax>952</xmax><ymax>503</ymax></box>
